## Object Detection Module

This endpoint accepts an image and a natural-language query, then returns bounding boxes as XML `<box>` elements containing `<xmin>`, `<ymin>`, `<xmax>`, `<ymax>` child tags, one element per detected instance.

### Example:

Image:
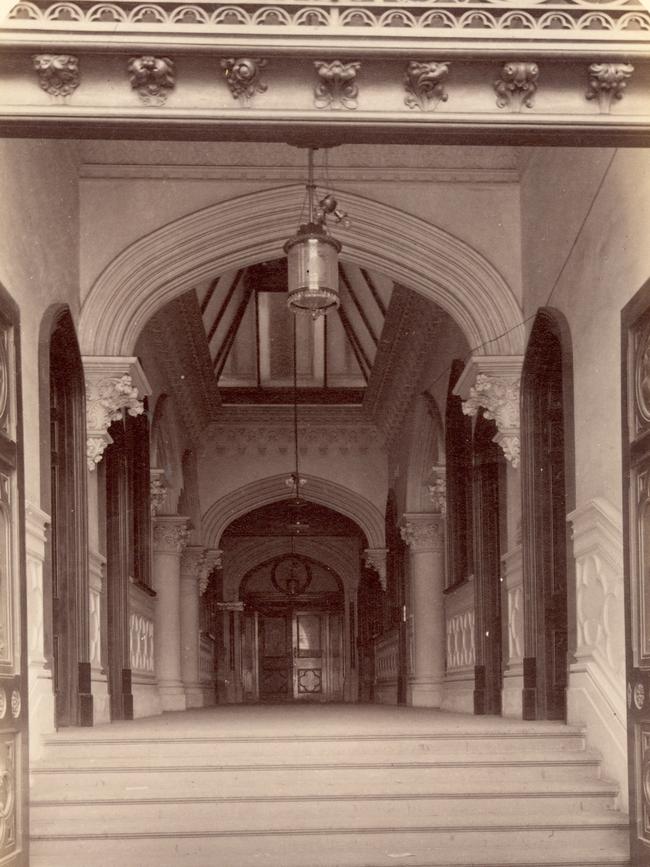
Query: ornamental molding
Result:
<box><xmin>32</xmin><ymin>54</ymin><xmax>79</xmax><ymax>99</ymax></box>
<box><xmin>200</xmin><ymin>548</ymin><xmax>223</xmax><ymax>595</ymax></box>
<box><xmin>454</xmin><ymin>355</ymin><xmax>524</xmax><ymax>467</ymax></box>
<box><xmin>152</xmin><ymin>515</ymin><xmax>191</xmax><ymax>554</ymax></box>
<box><xmin>404</xmin><ymin>61</ymin><xmax>450</xmax><ymax>111</ymax></box>
<box><xmin>427</xmin><ymin>465</ymin><xmax>447</xmax><ymax>515</ymax></box>
<box><xmin>494</xmin><ymin>62</ymin><xmax>539</xmax><ymax>111</ymax></box>
<box><xmin>150</xmin><ymin>468</ymin><xmax>168</xmax><ymax>517</ymax></box>
<box><xmin>363</xmin><ymin>548</ymin><xmax>388</xmax><ymax>591</ymax></box>
<box><xmin>221</xmin><ymin>57</ymin><xmax>267</xmax><ymax>105</ymax></box>
<box><xmin>180</xmin><ymin>545</ymin><xmax>207</xmax><ymax>584</ymax></box>
<box><xmin>586</xmin><ymin>62</ymin><xmax>634</xmax><ymax>113</ymax></box>
<box><xmin>83</xmin><ymin>356</ymin><xmax>151</xmax><ymax>472</ymax></box>
<box><xmin>127</xmin><ymin>55</ymin><xmax>175</xmax><ymax>104</ymax></box>
<box><xmin>400</xmin><ymin>512</ymin><xmax>444</xmax><ymax>552</ymax></box>
<box><xmin>314</xmin><ymin>60</ymin><xmax>360</xmax><ymax>110</ymax></box>
<box><xmin>203</xmin><ymin>420</ymin><xmax>384</xmax><ymax>458</ymax></box>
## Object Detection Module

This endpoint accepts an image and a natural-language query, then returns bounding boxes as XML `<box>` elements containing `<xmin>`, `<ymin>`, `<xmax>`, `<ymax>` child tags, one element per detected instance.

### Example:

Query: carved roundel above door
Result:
<box><xmin>271</xmin><ymin>555</ymin><xmax>312</xmax><ymax>596</ymax></box>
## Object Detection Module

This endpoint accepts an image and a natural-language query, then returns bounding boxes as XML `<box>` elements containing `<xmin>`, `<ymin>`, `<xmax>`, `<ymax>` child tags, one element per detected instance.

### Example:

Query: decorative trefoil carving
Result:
<box><xmin>221</xmin><ymin>58</ymin><xmax>267</xmax><ymax>105</ymax></box>
<box><xmin>33</xmin><ymin>54</ymin><xmax>80</xmax><ymax>98</ymax></box>
<box><xmin>314</xmin><ymin>60</ymin><xmax>360</xmax><ymax>110</ymax></box>
<box><xmin>152</xmin><ymin>518</ymin><xmax>190</xmax><ymax>554</ymax></box>
<box><xmin>494</xmin><ymin>62</ymin><xmax>539</xmax><ymax>112</ymax></box>
<box><xmin>85</xmin><ymin>374</ymin><xmax>144</xmax><ymax>471</ymax></box>
<box><xmin>462</xmin><ymin>373</ymin><xmax>521</xmax><ymax>467</ymax></box>
<box><xmin>400</xmin><ymin>516</ymin><xmax>443</xmax><ymax>552</ymax></box>
<box><xmin>404</xmin><ymin>61</ymin><xmax>449</xmax><ymax>111</ymax></box>
<box><xmin>363</xmin><ymin>548</ymin><xmax>388</xmax><ymax>591</ymax></box>
<box><xmin>150</xmin><ymin>468</ymin><xmax>168</xmax><ymax>516</ymax></box>
<box><xmin>586</xmin><ymin>63</ymin><xmax>634</xmax><ymax>113</ymax></box>
<box><xmin>128</xmin><ymin>55</ymin><xmax>176</xmax><ymax>105</ymax></box>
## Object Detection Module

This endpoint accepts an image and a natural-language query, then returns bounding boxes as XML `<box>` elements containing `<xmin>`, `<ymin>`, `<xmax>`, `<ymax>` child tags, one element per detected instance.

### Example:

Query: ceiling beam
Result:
<box><xmin>206</xmin><ymin>268</ymin><xmax>245</xmax><ymax>345</ymax></box>
<box><xmin>337</xmin><ymin>305</ymin><xmax>370</xmax><ymax>384</ymax></box>
<box><xmin>360</xmin><ymin>268</ymin><xmax>387</xmax><ymax>317</ymax></box>
<box><xmin>339</xmin><ymin>264</ymin><xmax>379</xmax><ymax>347</ymax></box>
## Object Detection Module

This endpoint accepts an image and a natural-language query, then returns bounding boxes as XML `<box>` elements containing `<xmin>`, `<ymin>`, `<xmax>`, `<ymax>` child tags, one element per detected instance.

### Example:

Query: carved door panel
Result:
<box><xmin>623</xmin><ymin>291</ymin><xmax>650</xmax><ymax>865</ymax></box>
<box><xmin>259</xmin><ymin>615</ymin><xmax>291</xmax><ymax>702</ymax></box>
<box><xmin>0</xmin><ymin>304</ymin><xmax>28</xmax><ymax>864</ymax></box>
<box><xmin>292</xmin><ymin>612</ymin><xmax>326</xmax><ymax>701</ymax></box>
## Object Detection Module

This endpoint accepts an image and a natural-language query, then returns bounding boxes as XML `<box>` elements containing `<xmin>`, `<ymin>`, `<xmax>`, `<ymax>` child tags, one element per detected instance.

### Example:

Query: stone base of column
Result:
<box><xmin>158</xmin><ymin>682</ymin><xmax>187</xmax><ymax>712</ymax></box>
<box><xmin>28</xmin><ymin>664</ymin><xmax>55</xmax><ymax>762</ymax></box>
<box><xmin>184</xmin><ymin>683</ymin><xmax>204</xmax><ymax>708</ymax></box>
<box><xmin>408</xmin><ymin>678</ymin><xmax>443</xmax><ymax>708</ymax></box>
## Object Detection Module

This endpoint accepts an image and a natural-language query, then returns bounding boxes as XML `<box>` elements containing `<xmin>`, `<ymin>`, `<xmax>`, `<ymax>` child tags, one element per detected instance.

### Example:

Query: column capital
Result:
<box><xmin>363</xmin><ymin>548</ymin><xmax>388</xmax><ymax>591</ymax></box>
<box><xmin>150</xmin><ymin>467</ymin><xmax>169</xmax><ymax>516</ymax></box>
<box><xmin>200</xmin><ymin>549</ymin><xmax>223</xmax><ymax>595</ymax></box>
<box><xmin>83</xmin><ymin>356</ymin><xmax>152</xmax><ymax>472</ymax></box>
<box><xmin>453</xmin><ymin>355</ymin><xmax>524</xmax><ymax>468</ymax></box>
<box><xmin>153</xmin><ymin>515</ymin><xmax>191</xmax><ymax>554</ymax></box>
<box><xmin>400</xmin><ymin>513</ymin><xmax>444</xmax><ymax>552</ymax></box>
<box><xmin>180</xmin><ymin>545</ymin><xmax>207</xmax><ymax>585</ymax></box>
<box><xmin>426</xmin><ymin>465</ymin><xmax>447</xmax><ymax>516</ymax></box>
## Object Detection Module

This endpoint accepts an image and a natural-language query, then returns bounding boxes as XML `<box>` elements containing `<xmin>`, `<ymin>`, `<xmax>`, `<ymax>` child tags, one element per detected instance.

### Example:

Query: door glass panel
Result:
<box><xmin>294</xmin><ymin>613</ymin><xmax>323</xmax><ymax>699</ymax></box>
<box><xmin>296</xmin><ymin>614</ymin><xmax>322</xmax><ymax>658</ymax></box>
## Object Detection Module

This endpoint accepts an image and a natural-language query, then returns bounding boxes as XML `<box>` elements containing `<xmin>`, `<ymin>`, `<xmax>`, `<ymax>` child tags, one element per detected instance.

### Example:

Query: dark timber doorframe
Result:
<box><xmin>473</xmin><ymin>412</ymin><xmax>504</xmax><ymax>716</ymax></box>
<box><xmin>521</xmin><ymin>308</ymin><xmax>575</xmax><ymax>721</ymax></box>
<box><xmin>622</xmin><ymin>280</ymin><xmax>650</xmax><ymax>866</ymax></box>
<box><xmin>48</xmin><ymin>309</ymin><xmax>92</xmax><ymax>727</ymax></box>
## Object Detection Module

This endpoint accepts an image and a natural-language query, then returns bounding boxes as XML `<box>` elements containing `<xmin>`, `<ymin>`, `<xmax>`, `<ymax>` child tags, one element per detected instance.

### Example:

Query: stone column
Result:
<box><xmin>400</xmin><ymin>513</ymin><xmax>446</xmax><ymax>707</ymax></box>
<box><xmin>180</xmin><ymin>546</ymin><xmax>206</xmax><ymax>709</ymax></box>
<box><xmin>153</xmin><ymin>515</ymin><xmax>190</xmax><ymax>712</ymax></box>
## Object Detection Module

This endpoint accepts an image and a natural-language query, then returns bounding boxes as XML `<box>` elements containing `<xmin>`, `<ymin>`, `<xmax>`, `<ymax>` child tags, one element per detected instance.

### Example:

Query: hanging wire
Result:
<box><xmin>292</xmin><ymin>312</ymin><xmax>300</xmax><ymax>498</ymax></box>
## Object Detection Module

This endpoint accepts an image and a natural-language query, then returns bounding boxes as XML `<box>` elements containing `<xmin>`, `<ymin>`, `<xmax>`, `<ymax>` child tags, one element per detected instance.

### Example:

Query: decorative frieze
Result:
<box><xmin>400</xmin><ymin>513</ymin><xmax>444</xmax><ymax>553</ymax></box>
<box><xmin>586</xmin><ymin>63</ymin><xmax>634</xmax><ymax>113</ymax></box>
<box><xmin>404</xmin><ymin>61</ymin><xmax>449</xmax><ymax>112</ymax></box>
<box><xmin>221</xmin><ymin>58</ymin><xmax>267</xmax><ymax>104</ymax></box>
<box><xmin>314</xmin><ymin>61</ymin><xmax>360</xmax><ymax>110</ymax></box>
<box><xmin>205</xmin><ymin>420</ymin><xmax>383</xmax><ymax>458</ymax></box>
<box><xmin>363</xmin><ymin>548</ymin><xmax>388</xmax><ymax>591</ymax></box>
<box><xmin>127</xmin><ymin>55</ymin><xmax>175</xmax><ymax>105</ymax></box>
<box><xmin>152</xmin><ymin>516</ymin><xmax>191</xmax><ymax>554</ymax></box>
<box><xmin>494</xmin><ymin>62</ymin><xmax>539</xmax><ymax>111</ymax></box>
<box><xmin>83</xmin><ymin>357</ymin><xmax>151</xmax><ymax>472</ymax></box>
<box><xmin>32</xmin><ymin>54</ymin><xmax>80</xmax><ymax>98</ymax></box>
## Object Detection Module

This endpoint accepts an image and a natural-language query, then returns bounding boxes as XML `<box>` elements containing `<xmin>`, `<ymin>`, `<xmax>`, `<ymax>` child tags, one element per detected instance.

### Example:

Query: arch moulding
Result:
<box><xmin>202</xmin><ymin>473</ymin><xmax>385</xmax><ymax>551</ymax></box>
<box><xmin>78</xmin><ymin>185</ymin><xmax>524</xmax><ymax>358</ymax></box>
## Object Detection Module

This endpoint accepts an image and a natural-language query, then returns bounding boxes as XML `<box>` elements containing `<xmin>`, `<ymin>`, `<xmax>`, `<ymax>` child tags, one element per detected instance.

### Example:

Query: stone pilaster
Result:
<box><xmin>180</xmin><ymin>545</ymin><xmax>207</xmax><ymax>708</ymax></box>
<box><xmin>400</xmin><ymin>512</ymin><xmax>446</xmax><ymax>707</ymax></box>
<box><xmin>152</xmin><ymin>515</ymin><xmax>190</xmax><ymax>711</ymax></box>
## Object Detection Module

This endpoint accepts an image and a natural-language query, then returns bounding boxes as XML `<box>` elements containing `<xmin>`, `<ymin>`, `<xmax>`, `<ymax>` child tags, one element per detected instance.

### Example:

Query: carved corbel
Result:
<box><xmin>494</xmin><ymin>62</ymin><xmax>539</xmax><ymax>112</ymax></box>
<box><xmin>400</xmin><ymin>514</ymin><xmax>444</xmax><ymax>553</ymax></box>
<box><xmin>83</xmin><ymin>357</ymin><xmax>151</xmax><ymax>472</ymax></box>
<box><xmin>199</xmin><ymin>549</ymin><xmax>223</xmax><ymax>595</ymax></box>
<box><xmin>427</xmin><ymin>466</ymin><xmax>447</xmax><ymax>515</ymax></box>
<box><xmin>586</xmin><ymin>63</ymin><xmax>634</xmax><ymax>113</ymax></box>
<box><xmin>221</xmin><ymin>58</ymin><xmax>267</xmax><ymax>105</ymax></box>
<box><xmin>150</xmin><ymin>468</ymin><xmax>168</xmax><ymax>516</ymax></box>
<box><xmin>463</xmin><ymin>374</ymin><xmax>521</xmax><ymax>467</ymax></box>
<box><xmin>314</xmin><ymin>60</ymin><xmax>360</xmax><ymax>110</ymax></box>
<box><xmin>128</xmin><ymin>55</ymin><xmax>176</xmax><ymax>105</ymax></box>
<box><xmin>363</xmin><ymin>548</ymin><xmax>388</xmax><ymax>591</ymax></box>
<box><xmin>404</xmin><ymin>61</ymin><xmax>449</xmax><ymax>111</ymax></box>
<box><xmin>33</xmin><ymin>54</ymin><xmax>80</xmax><ymax>99</ymax></box>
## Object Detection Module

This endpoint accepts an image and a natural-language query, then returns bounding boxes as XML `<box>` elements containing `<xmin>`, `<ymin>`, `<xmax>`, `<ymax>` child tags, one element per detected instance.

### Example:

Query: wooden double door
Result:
<box><xmin>258</xmin><ymin>610</ymin><xmax>343</xmax><ymax>702</ymax></box>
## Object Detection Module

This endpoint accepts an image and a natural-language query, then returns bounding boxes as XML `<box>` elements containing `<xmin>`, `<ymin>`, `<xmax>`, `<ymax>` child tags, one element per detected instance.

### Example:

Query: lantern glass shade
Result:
<box><xmin>284</xmin><ymin>223</ymin><xmax>341</xmax><ymax>314</ymax></box>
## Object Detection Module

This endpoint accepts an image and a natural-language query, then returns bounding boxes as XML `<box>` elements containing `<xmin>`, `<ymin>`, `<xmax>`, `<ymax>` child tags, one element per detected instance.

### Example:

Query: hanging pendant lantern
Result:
<box><xmin>284</xmin><ymin>148</ymin><xmax>346</xmax><ymax>317</ymax></box>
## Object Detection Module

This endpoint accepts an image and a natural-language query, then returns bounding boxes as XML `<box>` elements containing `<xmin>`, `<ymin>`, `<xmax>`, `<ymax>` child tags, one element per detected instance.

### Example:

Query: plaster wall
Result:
<box><xmin>0</xmin><ymin>139</ymin><xmax>80</xmax><ymax>505</ymax></box>
<box><xmin>78</xmin><ymin>142</ymin><xmax>522</xmax><ymax>305</ymax></box>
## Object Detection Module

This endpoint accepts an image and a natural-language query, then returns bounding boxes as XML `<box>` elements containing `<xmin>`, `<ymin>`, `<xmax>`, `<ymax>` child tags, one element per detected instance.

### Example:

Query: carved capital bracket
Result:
<box><xmin>404</xmin><ymin>61</ymin><xmax>449</xmax><ymax>112</ymax></box>
<box><xmin>180</xmin><ymin>545</ymin><xmax>207</xmax><ymax>587</ymax></box>
<box><xmin>454</xmin><ymin>355</ymin><xmax>524</xmax><ymax>467</ymax></box>
<box><xmin>586</xmin><ymin>63</ymin><xmax>634</xmax><ymax>113</ymax></box>
<box><xmin>128</xmin><ymin>55</ymin><xmax>176</xmax><ymax>105</ymax></box>
<box><xmin>153</xmin><ymin>515</ymin><xmax>191</xmax><ymax>555</ymax></box>
<box><xmin>199</xmin><ymin>548</ymin><xmax>223</xmax><ymax>595</ymax></box>
<box><xmin>314</xmin><ymin>60</ymin><xmax>360</xmax><ymax>110</ymax></box>
<box><xmin>427</xmin><ymin>465</ymin><xmax>447</xmax><ymax>515</ymax></box>
<box><xmin>150</xmin><ymin>467</ymin><xmax>168</xmax><ymax>517</ymax></box>
<box><xmin>221</xmin><ymin>57</ymin><xmax>267</xmax><ymax>105</ymax></box>
<box><xmin>83</xmin><ymin>357</ymin><xmax>152</xmax><ymax>472</ymax></box>
<box><xmin>494</xmin><ymin>62</ymin><xmax>539</xmax><ymax>112</ymax></box>
<box><xmin>33</xmin><ymin>54</ymin><xmax>80</xmax><ymax>99</ymax></box>
<box><xmin>363</xmin><ymin>548</ymin><xmax>388</xmax><ymax>591</ymax></box>
<box><xmin>400</xmin><ymin>513</ymin><xmax>444</xmax><ymax>553</ymax></box>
